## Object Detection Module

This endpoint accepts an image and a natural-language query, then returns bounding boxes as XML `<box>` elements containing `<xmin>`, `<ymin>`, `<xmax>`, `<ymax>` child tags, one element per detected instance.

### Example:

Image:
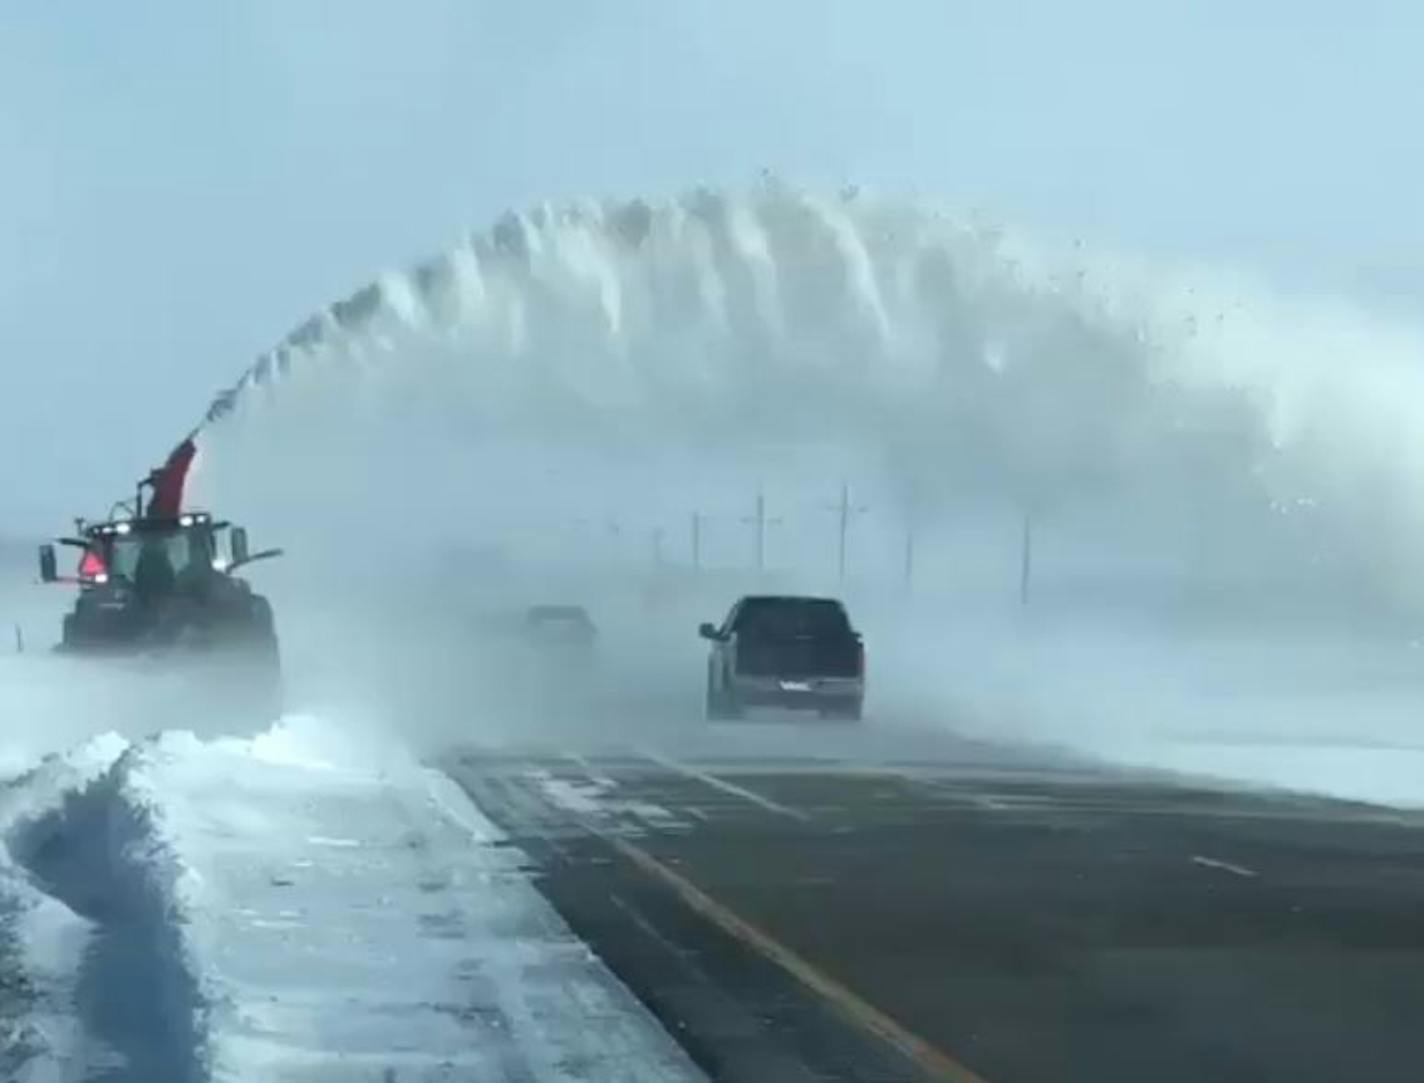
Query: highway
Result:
<box><xmin>446</xmin><ymin>730</ymin><xmax>1424</xmax><ymax>1083</ymax></box>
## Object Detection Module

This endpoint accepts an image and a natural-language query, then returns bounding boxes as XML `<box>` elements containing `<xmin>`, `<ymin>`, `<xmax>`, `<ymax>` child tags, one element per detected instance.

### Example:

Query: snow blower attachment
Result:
<box><xmin>37</xmin><ymin>438</ymin><xmax>284</xmax><ymax>722</ymax></box>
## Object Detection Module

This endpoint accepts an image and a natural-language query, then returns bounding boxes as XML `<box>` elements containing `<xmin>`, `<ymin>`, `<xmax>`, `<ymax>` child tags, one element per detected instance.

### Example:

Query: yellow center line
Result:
<box><xmin>606</xmin><ymin>833</ymin><xmax>993</xmax><ymax>1083</ymax></box>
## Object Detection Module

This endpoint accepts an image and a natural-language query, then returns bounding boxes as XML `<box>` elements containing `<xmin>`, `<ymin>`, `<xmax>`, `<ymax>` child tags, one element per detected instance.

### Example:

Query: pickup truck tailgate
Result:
<box><xmin>738</xmin><ymin>635</ymin><xmax>861</xmax><ymax>678</ymax></box>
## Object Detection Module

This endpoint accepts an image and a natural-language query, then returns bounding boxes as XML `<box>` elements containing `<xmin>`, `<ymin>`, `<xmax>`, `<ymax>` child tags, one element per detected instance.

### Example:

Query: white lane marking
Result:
<box><xmin>607</xmin><ymin>892</ymin><xmax>693</xmax><ymax>959</ymax></box>
<box><xmin>969</xmin><ymin>793</ymin><xmax>1009</xmax><ymax>811</ymax></box>
<box><xmin>637</xmin><ymin>749</ymin><xmax>811</xmax><ymax>822</ymax></box>
<box><xmin>902</xmin><ymin>774</ymin><xmax>1009</xmax><ymax>811</ymax></box>
<box><xmin>1191</xmin><ymin>855</ymin><xmax>1258</xmax><ymax>878</ymax></box>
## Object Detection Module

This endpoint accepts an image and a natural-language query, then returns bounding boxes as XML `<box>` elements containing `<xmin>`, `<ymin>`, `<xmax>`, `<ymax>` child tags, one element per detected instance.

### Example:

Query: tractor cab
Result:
<box><xmin>39</xmin><ymin>512</ymin><xmax>275</xmax><ymax>601</ymax></box>
<box><xmin>37</xmin><ymin>509</ymin><xmax>282</xmax><ymax>655</ymax></box>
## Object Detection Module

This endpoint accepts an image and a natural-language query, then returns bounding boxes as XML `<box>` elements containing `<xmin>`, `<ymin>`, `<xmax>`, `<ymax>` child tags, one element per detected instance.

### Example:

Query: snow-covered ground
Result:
<box><xmin>0</xmin><ymin>715</ymin><xmax>702</xmax><ymax>1083</ymax></box>
<box><xmin>6</xmin><ymin>597</ymin><xmax>1424</xmax><ymax>1081</ymax></box>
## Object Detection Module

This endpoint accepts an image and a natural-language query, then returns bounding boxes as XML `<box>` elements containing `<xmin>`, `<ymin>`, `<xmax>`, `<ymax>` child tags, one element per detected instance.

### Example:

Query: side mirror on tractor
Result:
<box><xmin>38</xmin><ymin>544</ymin><xmax>57</xmax><ymax>584</ymax></box>
<box><xmin>230</xmin><ymin>526</ymin><xmax>250</xmax><ymax>566</ymax></box>
<box><xmin>698</xmin><ymin>622</ymin><xmax>720</xmax><ymax>640</ymax></box>
<box><xmin>225</xmin><ymin>525</ymin><xmax>283</xmax><ymax>573</ymax></box>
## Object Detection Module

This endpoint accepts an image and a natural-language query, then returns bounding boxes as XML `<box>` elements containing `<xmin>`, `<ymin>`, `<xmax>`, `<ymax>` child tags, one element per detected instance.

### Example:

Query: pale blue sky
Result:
<box><xmin>2</xmin><ymin>1</ymin><xmax>1420</xmax><ymax>524</ymax></box>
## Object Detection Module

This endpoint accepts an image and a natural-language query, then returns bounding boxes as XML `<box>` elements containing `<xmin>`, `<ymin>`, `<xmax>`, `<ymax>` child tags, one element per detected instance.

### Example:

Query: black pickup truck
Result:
<box><xmin>699</xmin><ymin>595</ymin><xmax>865</xmax><ymax>720</ymax></box>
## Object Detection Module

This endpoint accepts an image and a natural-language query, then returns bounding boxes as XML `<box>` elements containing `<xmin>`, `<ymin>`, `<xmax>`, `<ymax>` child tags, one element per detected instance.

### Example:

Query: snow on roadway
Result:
<box><xmin>0</xmin><ymin>715</ymin><xmax>704</xmax><ymax>1082</ymax></box>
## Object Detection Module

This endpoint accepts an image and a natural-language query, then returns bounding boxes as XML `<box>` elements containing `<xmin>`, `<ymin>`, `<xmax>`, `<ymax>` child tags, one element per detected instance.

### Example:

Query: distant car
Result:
<box><xmin>523</xmin><ymin>605</ymin><xmax>598</xmax><ymax>650</ymax></box>
<box><xmin>700</xmin><ymin>595</ymin><xmax>864</xmax><ymax>720</ymax></box>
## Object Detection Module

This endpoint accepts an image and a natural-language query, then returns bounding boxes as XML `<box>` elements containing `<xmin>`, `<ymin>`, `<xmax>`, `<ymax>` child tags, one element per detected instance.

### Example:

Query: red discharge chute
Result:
<box><xmin>147</xmin><ymin>438</ymin><xmax>198</xmax><ymax>518</ymax></box>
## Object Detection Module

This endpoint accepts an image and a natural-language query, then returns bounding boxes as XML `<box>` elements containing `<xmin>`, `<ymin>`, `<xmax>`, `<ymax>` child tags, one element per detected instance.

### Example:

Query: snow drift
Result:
<box><xmin>0</xmin><ymin>718</ymin><xmax>702</xmax><ymax>1082</ymax></box>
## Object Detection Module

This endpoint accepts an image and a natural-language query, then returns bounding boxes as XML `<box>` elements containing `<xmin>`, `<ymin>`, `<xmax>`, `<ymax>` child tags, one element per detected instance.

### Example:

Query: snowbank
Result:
<box><xmin>0</xmin><ymin>717</ymin><xmax>702</xmax><ymax>1082</ymax></box>
<box><xmin>0</xmin><ymin>732</ymin><xmax>127</xmax><ymax>1082</ymax></box>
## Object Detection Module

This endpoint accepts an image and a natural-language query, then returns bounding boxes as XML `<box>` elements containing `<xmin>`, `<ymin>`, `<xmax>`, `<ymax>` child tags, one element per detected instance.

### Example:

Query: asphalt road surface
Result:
<box><xmin>444</xmin><ymin>732</ymin><xmax>1424</xmax><ymax>1083</ymax></box>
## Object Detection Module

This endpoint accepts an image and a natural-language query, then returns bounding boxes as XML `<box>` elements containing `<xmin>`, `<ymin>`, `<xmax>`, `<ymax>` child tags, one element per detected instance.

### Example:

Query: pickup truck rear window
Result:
<box><xmin>735</xmin><ymin>598</ymin><xmax>851</xmax><ymax>638</ymax></box>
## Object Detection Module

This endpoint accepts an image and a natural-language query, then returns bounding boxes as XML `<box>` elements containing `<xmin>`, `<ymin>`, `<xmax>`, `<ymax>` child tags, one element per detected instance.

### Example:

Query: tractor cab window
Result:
<box><xmin>107</xmin><ymin>531</ymin><xmax>197</xmax><ymax>584</ymax></box>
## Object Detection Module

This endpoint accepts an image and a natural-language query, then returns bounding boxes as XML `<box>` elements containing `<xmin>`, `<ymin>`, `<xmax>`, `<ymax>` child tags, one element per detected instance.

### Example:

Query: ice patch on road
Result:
<box><xmin>537</xmin><ymin>773</ymin><xmax>611</xmax><ymax>817</ymax></box>
<box><xmin>0</xmin><ymin>719</ymin><xmax>704</xmax><ymax>1082</ymax></box>
<box><xmin>534</xmin><ymin>770</ymin><xmax>686</xmax><ymax>833</ymax></box>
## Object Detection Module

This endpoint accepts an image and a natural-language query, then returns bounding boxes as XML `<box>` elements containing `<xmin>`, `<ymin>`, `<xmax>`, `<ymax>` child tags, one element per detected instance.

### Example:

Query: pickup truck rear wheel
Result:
<box><xmin>818</xmin><ymin>697</ymin><xmax>862</xmax><ymax>722</ymax></box>
<box><xmin>705</xmin><ymin>670</ymin><xmax>743</xmax><ymax>721</ymax></box>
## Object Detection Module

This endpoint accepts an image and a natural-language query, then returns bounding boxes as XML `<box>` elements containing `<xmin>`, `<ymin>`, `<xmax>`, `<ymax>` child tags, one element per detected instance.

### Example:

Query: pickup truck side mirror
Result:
<box><xmin>38</xmin><ymin>544</ymin><xmax>57</xmax><ymax>584</ymax></box>
<box><xmin>698</xmin><ymin>622</ymin><xmax>721</xmax><ymax>641</ymax></box>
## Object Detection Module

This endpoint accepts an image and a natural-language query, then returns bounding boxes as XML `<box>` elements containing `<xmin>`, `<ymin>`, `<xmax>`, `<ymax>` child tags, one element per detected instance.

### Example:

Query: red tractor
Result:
<box><xmin>37</xmin><ymin>440</ymin><xmax>283</xmax><ymax>716</ymax></box>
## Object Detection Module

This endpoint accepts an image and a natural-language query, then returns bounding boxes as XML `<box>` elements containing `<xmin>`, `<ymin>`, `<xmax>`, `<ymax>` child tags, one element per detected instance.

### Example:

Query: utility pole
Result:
<box><xmin>901</xmin><ymin>493</ymin><xmax>925</xmax><ymax>595</ymax></box>
<box><xmin>829</xmin><ymin>480</ymin><xmax>868</xmax><ymax>583</ymax></box>
<box><xmin>755</xmin><ymin>491</ymin><xmax>767</xmax><ymax>572</ymax></box>
<box><xmin>742</xmin><ymin>489</ymin><xmax>780</xmax><ymax>573</ymax></box>
<box><xmin>691</xmin><ymin>512</ymin><xmax>704</xmax><ymax>570</ymax></box>
<box><xmin>1019</xmin><ymin>511</ymin><xmax>1033</xmax><ymax>606</ymax></box>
